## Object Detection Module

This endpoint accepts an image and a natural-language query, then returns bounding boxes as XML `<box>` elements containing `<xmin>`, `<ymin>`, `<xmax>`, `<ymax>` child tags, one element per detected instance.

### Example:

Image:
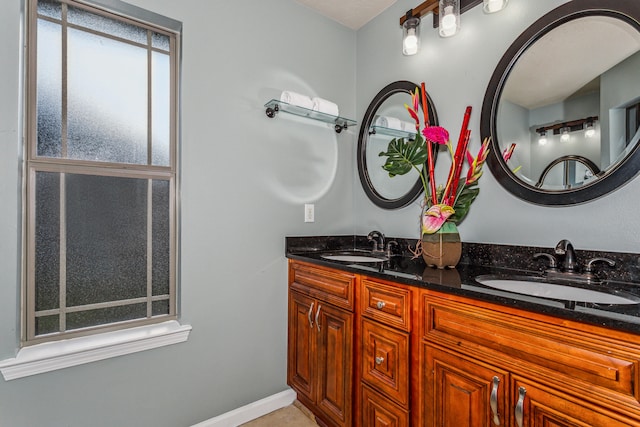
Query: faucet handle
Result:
<box><xmin>385</xmin><ymin>241</ymin><xmax>398</xmax><ymax>258</ymax></box>
<box><xmin>533</xmin><ymin>252</ymin><xmax>559</xmax><ymax>270</ymax></box>
<box><xmin>367</xmin><ymin>230</ymin><xmax>385</xmax><ymax>252</ymax></box>
<box><xmin>583</xmin><ymin>257</ymin><xmax>616</xmax><ymax>273</ymax></box>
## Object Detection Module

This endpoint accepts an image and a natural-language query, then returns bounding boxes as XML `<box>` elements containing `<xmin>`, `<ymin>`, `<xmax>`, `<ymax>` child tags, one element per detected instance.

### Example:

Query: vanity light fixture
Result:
<box><xmin>483</xmin><ymin>0</ymin><xmax>508</xmax><ymax>14</ymax></box>
<box><xmin>439</xmin><ymin>0</ymin><xmax>460</xmax><ymax>37</ymax></box>
<box><xmin>399</xmin><ymin>0</ymin><xmax>483</xmax><ymax>55</ymax></box>
<box><xmin>585</xmin><ymin>120</ymin><xmax>595</xmax><ymax>138</ymax></box>
<box><xmin>402</xmin><ymin>12</ymin><xmax>421</xmax><ymax>55</ymax></box>
<box><xmin>538</xmin><ymin>130</ymin><xmax>548</xmax><ymax>145</ymax></box>
<box><xmin>535</xmin><ymin>116</ymin><xmax>599</xmax><ymax>144</ymax></box>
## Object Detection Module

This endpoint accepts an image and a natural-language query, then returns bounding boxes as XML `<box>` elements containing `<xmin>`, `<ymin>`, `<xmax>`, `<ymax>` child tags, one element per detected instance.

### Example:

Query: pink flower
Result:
<box><xmin>466</xmin><ymin>138</ymin><xmax>490</xmax><ymax>184</ymax></box>
<box><xmin>422</xmin><ymin>126</ymin><xmax>450</xmax><ymax>145</ymax></box>
<box><xmin>502</xmin><ymin>143</ymin><xmax>516</xmax><ymax>162</ymax></box>
<box><xmin>422</xmin><ymin>204</ymin><xmax>455</xmax><ymax>234</ymax></box>
<box><xmin>404</xmin><ymin>88</ymin><xmax>421</xmax><ymax>131</ymax></box>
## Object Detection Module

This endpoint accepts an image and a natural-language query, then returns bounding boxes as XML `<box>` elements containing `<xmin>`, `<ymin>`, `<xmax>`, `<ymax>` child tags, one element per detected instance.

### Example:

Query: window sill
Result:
<box><xmin>0</xmin><ymin>320</ymin><xmax>192</xmax><ymax>381</ymax></box>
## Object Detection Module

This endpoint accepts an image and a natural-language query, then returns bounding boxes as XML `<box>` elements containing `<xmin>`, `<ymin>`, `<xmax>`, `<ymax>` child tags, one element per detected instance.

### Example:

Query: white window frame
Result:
<box><xmin>0</xmin><ymin>0</ymin><xmax>189</xmax><ymax>380</ymax></box>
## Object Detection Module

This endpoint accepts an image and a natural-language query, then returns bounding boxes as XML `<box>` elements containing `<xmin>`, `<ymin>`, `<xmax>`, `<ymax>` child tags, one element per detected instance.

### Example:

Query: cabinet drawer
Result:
<box><xmin>361</xmin><ymin>318</ymin><xmax>410</xmax><ymax>407</ymax></box>
<box><xmin>361</xmin><ymin>384</ymin><xmax>409</xmax><ymax>427</ymax></box>
<box><xmin>289</xmin><ymin>261</ymin><xmax>355</xmax><ymax>311</ymax></box>
<box><xmin>422</xmin><ymin>293</ymin><xmax>639</xmax><ymax>399</ymax></box>
<box><xmin>361</xmin><ymin>279</ymin><xmax>411</xmax><ymax>331</ymax></box>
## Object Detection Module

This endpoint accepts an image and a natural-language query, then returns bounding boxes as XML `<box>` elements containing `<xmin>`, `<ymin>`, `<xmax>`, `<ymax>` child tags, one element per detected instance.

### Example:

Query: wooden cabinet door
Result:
<box><xmin>316</xmin><ymin>302</ymin><xmax>353</xmax><ymax>427</ymax></box>
<box><xmin>361</xmin><ymin>384</ymin><xmax>409</xmax><ymax>427</ymax></box>
<box><xmin>288</xmin><ymin>290</ymin><xmax>317</xmax><ymax>404</ymax></box>
<box><xmin>423</xmin><ymin>344</ymin><xmax>507</xmax><ymax>427</ymax></box>
<box><xmin>513</xmin><ymin>378</ymin><xmax>635</xmax><ymax>427</ymax></box>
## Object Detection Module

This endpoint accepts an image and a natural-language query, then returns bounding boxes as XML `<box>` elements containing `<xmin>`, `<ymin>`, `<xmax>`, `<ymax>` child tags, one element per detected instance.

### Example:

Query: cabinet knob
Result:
<box><xmin>375</xmin><ymin>356</ymin><xmax>385</xmax><ymax>365</ymax></box>
<box><xmin>376</xmin><ymin>301</ymin><xmax>386</xmax><ymax>310</ymax></box>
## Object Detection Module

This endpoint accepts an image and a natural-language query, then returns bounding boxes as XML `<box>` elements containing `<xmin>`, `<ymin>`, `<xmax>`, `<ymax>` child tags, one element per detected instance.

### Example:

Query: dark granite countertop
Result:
<box><xmin>286</xmin><ymin>235</ymin><xmax>640</xmax><ymax>335</ymax></box>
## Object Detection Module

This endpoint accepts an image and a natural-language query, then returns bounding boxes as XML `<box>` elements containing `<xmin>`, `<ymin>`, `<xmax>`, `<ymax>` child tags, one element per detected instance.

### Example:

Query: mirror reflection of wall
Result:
<box><xmin>496</xmin><ymin>16</ymin><xmax>640</xmax><ymax>191</ymax></box>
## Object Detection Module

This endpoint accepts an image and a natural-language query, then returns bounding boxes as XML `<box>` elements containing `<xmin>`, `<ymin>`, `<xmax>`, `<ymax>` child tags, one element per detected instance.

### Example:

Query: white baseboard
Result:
<box><xmin>191</xmin><ymin>388</ymin><xmax>297</xmax><ymax>427</ymax></box>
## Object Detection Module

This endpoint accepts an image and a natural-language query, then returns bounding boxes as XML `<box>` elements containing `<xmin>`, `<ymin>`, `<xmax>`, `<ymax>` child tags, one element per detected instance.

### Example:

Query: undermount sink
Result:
<box><xmin>321</xmin><ymin>250</ymin><xmax>388</xmax><ymax>263</ymax></box>
<box><xmin>475</xmin><ymin>276</ymin><xmax>640</xmax><ymax>305</ymax></box>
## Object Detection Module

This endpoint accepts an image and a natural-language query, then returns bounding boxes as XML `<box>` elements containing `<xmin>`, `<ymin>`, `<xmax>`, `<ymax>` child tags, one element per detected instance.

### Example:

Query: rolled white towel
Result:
<box><xmin>401</xmin><ymin>120</ymin><xmax>418</xmax><ymax>133</ymax></box>
<box><xmin>374</xmin><ymin>115</ymin><xmax>403</xmax><ymax>131</ymax></box>
<box><xmin>311</xmin><ymin>97</ymin><xmax>339</xmax><ymax>117</ymax></box>
<box><xmin>280</xmin><ymin>91</ymin><xmax>314</xmax><ymax>110</ymax></box>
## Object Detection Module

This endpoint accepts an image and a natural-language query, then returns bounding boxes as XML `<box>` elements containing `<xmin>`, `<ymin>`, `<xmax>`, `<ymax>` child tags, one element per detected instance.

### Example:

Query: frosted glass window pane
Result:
<box><xmin>152</xmin><ymin>300</ymin><xmax>169</xmax><ymax>316</ymax></box>
<box><xmin>37</xmin><ymin>0</ymin><xmax>61</xmax><ymax>20</ymax></box>
<box><xmin>67</xmin><ymin>304</ymin><xmax>147</xmax><ymax>330</ymax></box>
<box><xmin>35</xmin><ymin>315</ymin><xmax>59</xmax><ymax>335</ymax></box>
<box><xmin>37</xmin><ymin>19</ymin><xmax>62</xmax><ymax>158</ymax></box>
<box><xmin>67</xmin><ymin>5</ymin><xmax>147</xmax><ymax>45</ymax></box>
<box><xmin>35</xmin><ymin>172</ymin><xmax>60</xmax><ymax>311</ymax></box>
<box><xmin>152</xmin><ymin>180</ymin><xmax>170</xmax><ymax>295</ymax></box>
<box><xmin>152</xmin><ymin>32</ymin><xmax>170</xmax><ymax>51</ymax></box>
<box><xmin>152</xmin><ymin>51</ymin><xmax>170</xmax><ymax>166</ymax></box>
<box><xmin>65</xmin><ymin>174</ymin><xmax>147</xmax><ymax>307</ymax></box>
<box><xmin>67</xmin><ymin>28</ymin><xmax>148</xmax><ymax>164</ymax></box>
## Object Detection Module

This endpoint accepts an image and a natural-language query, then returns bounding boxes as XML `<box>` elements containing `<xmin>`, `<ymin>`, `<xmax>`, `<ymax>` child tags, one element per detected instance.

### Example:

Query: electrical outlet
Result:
<box><xmin>304</xmin><ymin>204</ymin><xmax>315</xmax><ymax>223</ymax></box>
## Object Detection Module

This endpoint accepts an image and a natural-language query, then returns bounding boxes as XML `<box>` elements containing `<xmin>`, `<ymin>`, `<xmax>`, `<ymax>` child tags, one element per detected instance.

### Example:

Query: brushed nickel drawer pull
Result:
<box><xmin>315</xmin><ymin>305</ymin><xmax>322</xmax><ymax>332</ymax></box>
<box><xmin>515</xmin><ymin>386</ymin><xmax>526</xmax><ymax>427</ymax></box>
<box><xmin>490</xmin><ymin>376</ymin><xmax>500</xmax><ymax>426</ymax></box>
<box><xmin>307</xmin><ymin>302</ymin><xmax>314</xmax><ymax>328</ymax></box>
<box><xmin>375</xmin><ymin>356</ymin><xmax>385</xmax><ymax>365</ymax></box>
<box><xmin>376</xmin><ymin>301</ymin><xmax>386</xmax><ymax>310</ymax></box>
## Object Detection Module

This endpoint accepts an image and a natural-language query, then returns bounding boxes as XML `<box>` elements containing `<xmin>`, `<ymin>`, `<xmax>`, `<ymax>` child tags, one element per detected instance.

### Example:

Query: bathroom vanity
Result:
<box><xmin>286</xmin><ymin>236</ymin><xmax>640</xmax><ymax>427</ymax></box>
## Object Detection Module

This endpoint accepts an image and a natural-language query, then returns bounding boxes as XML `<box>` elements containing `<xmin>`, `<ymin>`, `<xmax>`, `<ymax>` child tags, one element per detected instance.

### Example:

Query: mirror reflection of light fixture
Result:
<box><xmin>483</xmin><ymin>0</ymin><xmax>508</xmax><ymax>14</ymax></box>
<box><xmin>585</xmin><ymin>120</ymin><xmax>595</xmax><ymax>138</ymax></box>
<box><xmin>403</xmin><ymin>13</ymin><xmax>421</xmax><ymax>56</ymax></box>
<box><xmin>538</xmin><ymin>130</ymin><xmax>547</xmax><ymax>145</ymax></box>
<box><xmin>439</xmin><ymin>0</ymin><xmax>460</xmax><ymax>37</ymax></box>
<box><xmin>534</xmin><ymin>116</ymin><xmax>598</xmax><ymax>145</ymax></box>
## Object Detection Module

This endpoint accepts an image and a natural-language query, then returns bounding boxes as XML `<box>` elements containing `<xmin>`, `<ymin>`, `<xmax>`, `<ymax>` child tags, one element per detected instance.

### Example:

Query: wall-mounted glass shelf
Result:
<box><xmin>369</xmin><ymin>125</ymin><xmax>417</xmax><ymax>139</ymax></box>
<box><xmin>264</xmin><ymin>99</ymin><xmax>357</xmax><ymax>133</ymax></box>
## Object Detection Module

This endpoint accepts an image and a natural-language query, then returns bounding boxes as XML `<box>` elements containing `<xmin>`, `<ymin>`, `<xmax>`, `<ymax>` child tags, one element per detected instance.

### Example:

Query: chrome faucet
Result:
<box><xmin>554</xmin><ymin>239</ymin><xmax>577</xmax><ymax>271</ymax></box>
<box><xmin>367</xmin><ymin>230</ymin><xmax>385</xmax><ymax>254</ymax></box>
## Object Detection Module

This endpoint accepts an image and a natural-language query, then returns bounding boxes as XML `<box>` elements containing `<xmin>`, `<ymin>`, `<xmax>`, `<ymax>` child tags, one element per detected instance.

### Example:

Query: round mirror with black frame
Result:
<box><xmin>358</xmin><ymin>80</ymin><xmax>439</xmax><ymax>209</ymax></box>
<box><xmin>481</xmin><ymin>0</ymin><xmax>640</xmax><ymax>205</ymax></box>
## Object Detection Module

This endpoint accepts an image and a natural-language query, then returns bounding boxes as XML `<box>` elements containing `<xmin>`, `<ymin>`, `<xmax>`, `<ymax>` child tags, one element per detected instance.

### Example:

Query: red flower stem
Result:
<box><xmin>426</xmin><ymin>138</ymin><xmax>438</xmax><ymax>205</ymax></box>
<box><xmin>447</xmin><ymin>130</ymin><xmax>471</xmax><ymax>205</ymax></box>
<box><xmin>421</xmin><ymin>83</ymin><xmax>430</xmax><ymax>127</ymax></box>
<box><xmin>443</xmin><ymin>107</ymin><xmax>472</xmax><ymax>204</ymax></box>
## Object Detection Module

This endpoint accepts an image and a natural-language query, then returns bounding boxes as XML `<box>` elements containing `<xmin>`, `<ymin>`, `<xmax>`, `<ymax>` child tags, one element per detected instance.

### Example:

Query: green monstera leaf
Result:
<box><xmin>378</xmin><ymin>134</ymin><xmax>428</xmax><ymax>178</ymax></box>
<box><xmin>448</xmin><ymin>181</ymin><xmax>480</xmax><ymax>224</ymax></box>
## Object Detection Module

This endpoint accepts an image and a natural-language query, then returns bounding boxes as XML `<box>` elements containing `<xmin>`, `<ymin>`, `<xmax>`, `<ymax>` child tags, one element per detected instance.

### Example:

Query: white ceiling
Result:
<box><xmin>294</xmin><ymin>0</ymin><xmax>399</xmax><ymax>30</ymax></box>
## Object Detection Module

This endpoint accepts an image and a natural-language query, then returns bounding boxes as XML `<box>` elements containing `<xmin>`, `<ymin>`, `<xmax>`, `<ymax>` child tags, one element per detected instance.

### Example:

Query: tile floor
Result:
<box><xmin>240</xmin><ymin>401</ymin><xmax>318</xmax><ymax>426</ymax></box>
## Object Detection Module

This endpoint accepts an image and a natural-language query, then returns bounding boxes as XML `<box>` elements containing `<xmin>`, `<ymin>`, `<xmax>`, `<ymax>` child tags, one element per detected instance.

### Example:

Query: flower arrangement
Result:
<box><xmin>379</xmin><ymin>82</ymin><xmax>490</xmax><ymax>236</ymax></box>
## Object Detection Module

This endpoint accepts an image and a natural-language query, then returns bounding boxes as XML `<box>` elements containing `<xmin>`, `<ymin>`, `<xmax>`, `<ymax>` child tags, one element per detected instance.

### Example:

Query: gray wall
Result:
<box><xmin>0</xmin><ymin>1</ymin><xmax>356</xmax><ymax>426</ymax></box>
<box><xmin>355</xmin><ymin>0</ymin><xmax>640</xmax><ymax>252</ymax></box>
<box><xmin>2</xmin><ymin>0</ymin><xmax>640</xmax><ymax>426</ymax></box>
